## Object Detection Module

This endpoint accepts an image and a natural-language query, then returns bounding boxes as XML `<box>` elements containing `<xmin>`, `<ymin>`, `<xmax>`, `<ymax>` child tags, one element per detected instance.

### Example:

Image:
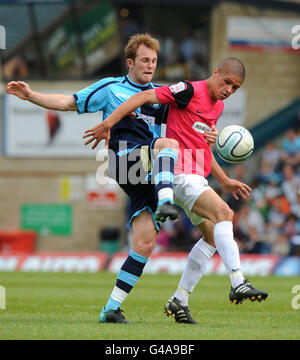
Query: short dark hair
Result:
<box><xmin>217</xmin><ymin>58</ymin><xmax>246</xmax><ymax>80</ymax></box>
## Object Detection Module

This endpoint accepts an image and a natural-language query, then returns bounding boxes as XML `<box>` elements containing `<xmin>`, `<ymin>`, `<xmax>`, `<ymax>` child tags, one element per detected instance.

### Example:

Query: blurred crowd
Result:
<box><xmin>156</xmin><ymin>126</ymin><xmax>300</xmax><ymax>257</ymax></box>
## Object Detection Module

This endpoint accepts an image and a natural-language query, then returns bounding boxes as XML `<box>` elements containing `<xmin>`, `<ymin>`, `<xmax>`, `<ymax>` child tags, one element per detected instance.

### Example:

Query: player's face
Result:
<box><xmin>210</xmin><ymin>69</ymin><xmax>243</xmax><ymax>101</ymax></box>
<box><xmin>127</xmin><ymin>45</ymin><xmax>158</xmax><ymax>85</ymax></box>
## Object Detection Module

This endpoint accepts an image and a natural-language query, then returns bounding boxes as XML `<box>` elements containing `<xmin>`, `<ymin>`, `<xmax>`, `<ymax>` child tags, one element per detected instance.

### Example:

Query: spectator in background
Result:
<box><xmin>267</xmin><ymin>195</ymin><xmax>289</xmax><ymax>232</ymax></box>
<box><xmin>232</xmin><ymin>164</ymin><xmax>250</xmax><ymax>184</ymax></box>
<box><xmin>3</xmin><ymin>55</ymin><xmax>28</xmax><ymax>79</ymax></box>
<box><xmin>264</xmin><ymin>175</ymin><xmax>282</xmax><ymax>204</ymax></box>
<box><xmin>282</xmin><ymin>213</ymin><xmax>300</xmax><ymax>256</ymax></box>
<box><xmin>155</xmin><ymin>226</ymin><xmax>170</xmax><ymax>253</ymax></box>
<box><xmin>118</xmin><ymin>14</ymin><xmax>141</xmax><ymax>43</ymax></box>
<box><xmin>290</xmin><ymin>188</ymin><xmax>300</xmax><ymax>219</ymax></box>
<box><xmin>179</xmin><ymin>30</ymin><xmax>195</xmax><ymax>65</ymax></box>
<box><xmin>259</xmin><ymin>142</ymin><xmax>281</xmax><ymax>182</ymax></box>
<box><xmin>250</xmin><ymin>178</ymin><xmax>269</xmax><ymax>220</ymax></box>
<box><xmin>270</xmin><ymin>232</ymin><xmax>290</xmax><ymax>256</ymax></box>
<box><xmin>281</xmin><ymin>164</ymin><xmax>300</xmax><ymax>206</ymax></box>
<box><xmin>159</xmin><ymin>36</ymin><xmax>179</xmax><ymax>67</ymax></box>
<box><xmin>165</xmin><ymin>210</ymin><xmax>199</xmax><ymax>252</ymax></box>
<box><xmin>289</xmin><ymin>188</ymin><xmax>300</xmax><ymax>256</ymax></box>
<box><xmin>266</xmin><ymin>194</ymin><xmax>290</xmax><ymax>256</ymax></box>
<box><xmin>290</xmin><ymin>236</ymin><xmax>300</xmax><ymax>256</ymax></box>
<box><xmin>281</xmin><ymin>129</ymin><xmax>300</xmax><ymax>168</ymax></box>
<box><xmin>235</xmin><ymin>202</ymin><xmax>268</xmax><ymax>254</ymax></box>
<box><xmin>167</xmin><ymin>215</ymin><xmax>191</xmax><ymax>252</ymax></box>
<box><xmin>225</xmin><ymin>164</ymin><xmax>250</xmax><ymax>212</ymax></box>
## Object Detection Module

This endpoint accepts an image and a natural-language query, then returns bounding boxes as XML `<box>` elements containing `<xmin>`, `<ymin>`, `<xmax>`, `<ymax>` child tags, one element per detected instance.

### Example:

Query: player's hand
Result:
<box><xmin>6</xmin><ymin>81</ymin><xmax>31</xmax><ymax>100</ymax></box>
<box><xmin>83</xmin><ymin>122</ymin><xmax>110</xmax><ymax>150</ymax></box>
<box><xmin>222</xmin><ymin>178</ymin><xmax>252</xmax><ymax>200</ymax></box>
<box><xmin>204</xmin><ymin>125</ymin><xmax>218</xmax><ymax>144</ymax></box>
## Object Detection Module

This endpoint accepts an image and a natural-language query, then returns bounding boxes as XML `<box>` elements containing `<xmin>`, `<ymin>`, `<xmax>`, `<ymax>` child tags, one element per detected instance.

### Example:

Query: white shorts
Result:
<box><xmin>173</xmin><ymin>174</ymin><xmax>212</xmax><ymax>226</ymax></box>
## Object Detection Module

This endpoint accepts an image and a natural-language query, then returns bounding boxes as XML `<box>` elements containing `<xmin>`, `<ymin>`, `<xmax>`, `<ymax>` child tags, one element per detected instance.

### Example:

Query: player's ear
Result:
<box><xmin>213</xmin><ymin>68</ymin><xmax>219</xmax><ymax>77</ymax></box>
<box><xmin>126</xmin><ymin>58</ymin><xmax>134</xmax><ymax>69</ymax></box>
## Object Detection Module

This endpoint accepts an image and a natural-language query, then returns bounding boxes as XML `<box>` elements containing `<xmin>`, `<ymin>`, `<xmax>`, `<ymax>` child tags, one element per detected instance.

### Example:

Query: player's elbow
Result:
<box><xmin>58</xmin><ymin>95</ymin><xmax>77</xmax><ymax>111</ymax></box>
<box><xmin>135</xmin><ymin>89</ymin><xmax>158</xmax><ymax>105</ymax></box>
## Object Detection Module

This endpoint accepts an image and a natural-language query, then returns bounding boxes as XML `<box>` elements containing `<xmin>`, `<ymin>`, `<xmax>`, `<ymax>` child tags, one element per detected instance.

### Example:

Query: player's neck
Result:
<box><xmin>127</xmin><ymin>73</ymin><xmax>150</xmax><ymax>87</ymax></box>
<box><xmin>206</xmin><ymin>77</ymin><xmax>217</xmax><ymax>102</ymax></box>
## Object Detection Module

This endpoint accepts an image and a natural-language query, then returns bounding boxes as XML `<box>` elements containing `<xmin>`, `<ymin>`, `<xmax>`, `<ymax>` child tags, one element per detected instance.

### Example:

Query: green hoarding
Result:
<box><xmin>47</xmin><ymin>0</ymin><xmax>120</xmax><ymax>74</ymax></box>
<box><xmin>21</xmin><ymin>204</ymin><xmax>72</xmax><ymax>236</ymax></box>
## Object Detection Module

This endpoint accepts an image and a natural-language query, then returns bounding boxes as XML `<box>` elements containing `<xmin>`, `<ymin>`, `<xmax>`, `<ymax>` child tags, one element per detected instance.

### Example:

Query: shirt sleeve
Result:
<box><xmin>73</xmin><ymin>78</ymin><xmax>115</xmax><ymax>114</ymax></box>
<box><xmin>155</xmin><ymin>81</ymin><xmax>194</xmax><ymax>109</ymax></box>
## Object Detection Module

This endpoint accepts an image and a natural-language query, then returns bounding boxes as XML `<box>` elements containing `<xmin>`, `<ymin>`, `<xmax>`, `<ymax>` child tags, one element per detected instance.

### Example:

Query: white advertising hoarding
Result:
<box><xmin>227</xmin><ymin>16</ymin><xmax>300</xmax><ymax>52</ymax></box>
<box><xmin>2</xmin><ymin>92</ymin><xmax>104</xmax><ymax>157</ymax></box>
<box><xmin>217</xmin><ymin>88</ymin><xmax>246</xmax><ymax>130</ymax></box>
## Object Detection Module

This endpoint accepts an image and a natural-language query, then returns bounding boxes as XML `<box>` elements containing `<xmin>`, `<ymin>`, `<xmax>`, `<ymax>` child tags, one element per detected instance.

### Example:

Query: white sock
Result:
<box><xmin>110</xmin><ymin>285</ymin><xmax>128</xmax><ymax>304</ymax></box>
<box><xmin>172</xmin><ymin>286</ymin><xmax>189</xmax><ymax>307</ymax></box>
<box><xmin>173</xmin><ymin>238</ymin><xmax>216</xmax><ymax>306</ymax></box>
<box><xmin>157</xmin><ymin>187</ymin><xmax>174</xmax><ymax>204</ymax></box>
<box><xmin>229</xmin><ymin>270</ymin><xmax>245</xmax><ymax>289</ymax></box>
<box><xmin>214</xmin><ymin>221</ymin><xmax>244</xmax><ymax>288</ymax></box>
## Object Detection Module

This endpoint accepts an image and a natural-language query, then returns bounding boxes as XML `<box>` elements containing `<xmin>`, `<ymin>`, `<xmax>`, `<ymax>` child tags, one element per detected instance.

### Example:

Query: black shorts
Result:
<box><xmin>108</xmin><ymin>138</ymin><xmax>160</xmax><ymax>231</ymax></box>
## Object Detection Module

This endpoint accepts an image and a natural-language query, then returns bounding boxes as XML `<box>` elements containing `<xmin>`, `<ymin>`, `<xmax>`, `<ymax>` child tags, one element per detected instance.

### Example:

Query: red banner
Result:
<box><xmin>107</xmin><ymin>253</ymin><xmax>280</xmax><ymax>276</ymax></box>
<box><xmin>0</xmin><ymin>252</ymin><xmax>108</xmax><ymax>273</ymax></box>
<box><xmin>0</xmin><ymin>251</ymin><xmax>282</xmax><ymax>275</ymax></box>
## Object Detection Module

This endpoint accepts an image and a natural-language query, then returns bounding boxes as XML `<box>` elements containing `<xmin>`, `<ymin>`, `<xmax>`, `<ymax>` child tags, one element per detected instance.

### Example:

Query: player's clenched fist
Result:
<box><xmin>204</xmin><ymin>125</ymin><xmax>218</xmax><ymax>144</ymax></box>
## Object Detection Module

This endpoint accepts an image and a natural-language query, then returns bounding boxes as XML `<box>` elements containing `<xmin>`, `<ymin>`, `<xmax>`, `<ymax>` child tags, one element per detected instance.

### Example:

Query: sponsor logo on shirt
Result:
<box><xmin>169</xmin><ymin>82</ymin><xmax>187</xmax><ymax>94</ymax></box>
<box><xmin>192</xmin><ymin>121</ymin><xmax>211</xmax><ymax>134</ymax></box>
<box><xmin>115</xmin><ymin>93</ymin><xmax>131</xmax><ymax>99</ymax></box>
<box><xmin>130</xmin><ymin>112</ymin><xmax>155</xmax><ymax>127</ymax></box>
<box><xmin>151</xmin><ymin>103</ymin><xmax>161</xmax><ymax>109</ymax></box>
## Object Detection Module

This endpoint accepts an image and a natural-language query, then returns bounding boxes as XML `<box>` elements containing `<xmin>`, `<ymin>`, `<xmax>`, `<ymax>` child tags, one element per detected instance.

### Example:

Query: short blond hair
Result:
<box><xmin>125</xmin><ymin>33</ymin><xmax>160</xmax><ymax>60</ymax></box>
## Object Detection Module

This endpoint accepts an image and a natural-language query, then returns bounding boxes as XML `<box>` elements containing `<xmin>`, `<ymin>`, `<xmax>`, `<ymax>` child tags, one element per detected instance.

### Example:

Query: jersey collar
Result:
<box><xmin>125</xmin><ymin>75</ymin><xmax>152</xmax><ymax>89</ymax></box>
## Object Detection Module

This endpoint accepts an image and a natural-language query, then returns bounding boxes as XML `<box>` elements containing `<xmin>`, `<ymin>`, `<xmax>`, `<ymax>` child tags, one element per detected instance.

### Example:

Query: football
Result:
<box><xmin>216</xmin><ymin>125</ymin><xmax>254</xmax><ymax>163</ymax></box>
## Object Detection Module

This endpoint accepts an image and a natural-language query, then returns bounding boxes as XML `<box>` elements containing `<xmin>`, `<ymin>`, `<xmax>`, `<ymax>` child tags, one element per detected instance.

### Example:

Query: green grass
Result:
<box><xmin>0</xmin><ymin>272</ymin><xmax>299</xmax><ymax>340</ymax></box>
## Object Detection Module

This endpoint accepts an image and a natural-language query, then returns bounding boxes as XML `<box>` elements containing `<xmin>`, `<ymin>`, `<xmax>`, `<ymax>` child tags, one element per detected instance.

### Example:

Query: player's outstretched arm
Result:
<box><xmin>6</xmin><ymin>81</ymin><xmax>77</xmax><ymax>111</ymax></box>
<box><xmin>211</xmin><ymin>150</ymin><xmax>252</xmax><ymax>200</ymax></box>
<box><xmin>83</xmin><ymin>89</ymin><xmax>159</xmax><ymax>149</ymax></box>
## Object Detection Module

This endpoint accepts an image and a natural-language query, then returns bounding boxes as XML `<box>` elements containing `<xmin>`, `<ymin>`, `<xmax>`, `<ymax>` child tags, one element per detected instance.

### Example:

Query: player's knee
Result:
<box><xmin>141</xmin><ymin>243</ymin><xmax>155</xmax><ymax>258</ymax></box>
<box><xmin>166</xmin><ymin>138</ymin><xmax>179</xmax><ymax>150</ymax></box>
<box><xmin>136</xmin><ymin>234</ymin><xmax>156</xmax><ymax>257</ymax></box>
<box><xmin>157</xmin><ymin>138</ymin><xmax>179</xmax><ymax>151</ymax></box>
<box><xmin>216</xmin><ymin>202</ymin><xmax>234</xmax><ymax>222</ymax></box>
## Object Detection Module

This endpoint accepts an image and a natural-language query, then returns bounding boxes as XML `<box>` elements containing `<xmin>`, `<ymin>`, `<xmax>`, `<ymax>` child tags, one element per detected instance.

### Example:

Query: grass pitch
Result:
<box><xmin>0</xmin><ymin>271</ymin><xmax>299</xmax><ymax>340</ymax></box>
